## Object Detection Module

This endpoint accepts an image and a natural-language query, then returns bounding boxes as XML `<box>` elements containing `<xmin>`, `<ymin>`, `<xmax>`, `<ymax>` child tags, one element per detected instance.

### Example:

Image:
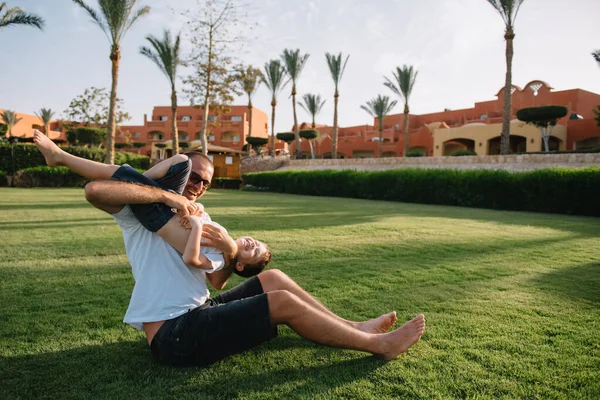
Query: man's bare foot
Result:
<box><xmin>356</xmin><ymin>312</ymin><xmax>398</xmax><ymax>334</ymax></box>
<box><xmin>33</xmin><ymin>129</ymin><xmax>64</xmax><ymax>167</ymax></box>
<box><xmin>378</xmin><ymin>314</ymin><xmax>425</xmax><ymax>360</ymax></box>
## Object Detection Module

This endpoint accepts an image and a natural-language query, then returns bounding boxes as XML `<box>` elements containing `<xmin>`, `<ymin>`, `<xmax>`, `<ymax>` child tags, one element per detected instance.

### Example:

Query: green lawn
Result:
<box><xmin>1</xmin><ymin>188</ymin><xmax>599</xmax><ymax>399</ymax></box>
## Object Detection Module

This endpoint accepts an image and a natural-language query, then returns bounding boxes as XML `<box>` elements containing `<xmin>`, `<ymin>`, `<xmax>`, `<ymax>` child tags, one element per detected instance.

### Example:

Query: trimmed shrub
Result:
<box><xmin>242</xmin><ymin>167</ymin><xmax>600</xmax><ymax>217</ymax></box>
<box><xmin>13</xmin><ymin>166</ymin><xmax>89</xmax><ymax>188</ymax></box>
<box><xmin>450</xmin><ymin>150</ymin><xmax>477</xmax><ymax>156</ymax></box>
<box><xmin>299</xmin><ymin>130</ymin><xmax>318</xmax><ymax>140</ymax></box>
<box><xmin>405</xmin><ymin>150</ymin><xmax>425</xmax><ymax>157</ymax></box>
<box><xmin>276</xmin><ymin>132</ymin><xmax>296</xmax><ymax>144</ymax></box>
<box><xmin>0</xmin><ymin>143</ymin><xmax>150</xmax><ymax>173</ymax></box>
<box><xmin>115</xmin><ymin>142</ymin><xmax>129</xmax><ymax>149</ymax></box>
<box><xmin>179</xmin><ymin>142</ymin><xmax>190</xmax><ymax>149</ymax></box>
<box><xmin>246</xmin><ymin>137</ymin><xmax>269</xmax><ymax>154</ymax></box>
<box><xmin>214</xmin><ymin>177</ymin><xmax>242</xmax><ymax>189</ymax></box>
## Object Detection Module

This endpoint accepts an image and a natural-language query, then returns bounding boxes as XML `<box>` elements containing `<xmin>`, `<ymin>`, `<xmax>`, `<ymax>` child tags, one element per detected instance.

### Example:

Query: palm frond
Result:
<box><xmin>384</xmin><ymin>65</ymin><xmax>418</xmax><ymax>105</ymax></box>
<box><xmin>0</xmin><ymin>109</ymin><xmax>23</xmax><ymax>127</ymax></box>
<box><xmin>281</xmin><ymin>48</ymin><xmax>310</xmax><ymax>82</ymax></box>
<box><xmin>261</xmin><ymin>59</ymin><xmax>289</xmax><ymax>99</ymax></box>
<box><xmin>35</xmin><ymin>108</ymin><xmax>55</xmax><ymax>124</ymax></box>
<box><xmin>593</xmin><ymin>49</ymin><xmax>600</xmax><ymax>66</ymax></box>
<box><xmin>72</xmin><ymin>0</ymin><xmax>108</xmax><ymax>37</ymax></box>
<box><xmin>0</xmin><ymin>4</ymin><xmax>45</xmax><ymax>29</ymax></box>
<box><xmin>140</xmin><ymin>29</ymin><xmax>180</xmax><ymax>85</ymax></box>
<box><xmin>299</xmin><ymin>93</ymin><xmax>326</xmax><ymax>117</ymax></box>
<box><xmin>361</xmin><ymin>95</ymin><xmax>397</xmax><ymax>128</ymax></box>
<box><xmin>325</xmin><ymin>52</ymin><xmax>350</xmax><ymax>88</ymax></box>
<box><xmin>486</xmin><ymin>0</ymin><xmax>525</xmax><ymax>28</ymax></box>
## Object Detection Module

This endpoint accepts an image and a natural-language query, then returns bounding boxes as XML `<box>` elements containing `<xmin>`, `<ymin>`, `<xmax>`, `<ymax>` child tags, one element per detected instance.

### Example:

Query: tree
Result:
<box><xmin>593</xmin><ymin>49</ymin><xmax>600</xmax><ymax>66</ymax></box>
<box><xmin>593</xmin><ymin>105</ymin><xmax>600</xmax><ymax>127</ymax></box>
<box><xmin>72</xmin><ymin>0</ymin><xmax>150</xmax><ymax>164</ymax></box>
<box><xmin>140</xmin><ymin>29</ymin><xmax>182</xmax><ymax>154</ymax></box>
<box><xmin>516</xmin><ymin>105</ymin><xmax>567</xmax><ymax>152</ymax></box>
<box><xmin>299</xmin><ymin>93</ymin><xmax>325</xmax><ymax>159</ymax></box>
<box><xmin>35</xmin><ymin>108</ymin><xmax>55</xmax><ymax>135</ymax></box>
<box><xmin>384</xmin><ymin>65</ymin><xmax>418</xmax><ymax>155</ymax></box>
<box><xmin>183</xmin><ymin>0</ymin><xmax>246</xmax><ymax>156</ymax></box>
<box><xmin>486</xmin><ymin>0</ymin><xmax>525</xmax><ymax>155</ymax></box>
<box><xmin>133</xmin><ymin>141</ymin><xmax>146</xmax><ymax>154</ymax></box>
<box><xmin>246</xmin><ymin>136</ymin><xmax>268</xmax><ymax>156</ymax></box>
<box><xmin>261</xmin><ymin>59</ymin><xmax>289</xmax><ymax>157</ymax></box>
<box><xmin>360</xmin><ymin>95</ymin><xmax>397</xmax><ymax>158</ymax></box>
<box><xmin>235</xmin><ymin>64</ymin><xmax>262</xmax><ymax>138</ymax></box>
<box><xmin>276</xmin><ymin>132</ymin><xmax>295</xmax><ymax>148</ymax></box>
<box><xmin>63</xmin><ymin>87</ymin><xmax>130</xmax><ymax>128</ymax></box>
<box><xmin>281</xmin><ymin>49</ymin><xmax>310</xmax><ymax>159</ymax></box>
<box><xmin>325</xmin><ymin>52</ymin><xmax>349</xmax><ymax>159</ymax></box>
<box><xmin>299</xmin><ymin>129</ymin><xmax>319</xmax><ymax>159</ymax></box>
<box><xmin>0</xmin><ymin>2</ymin><xmax>45</xmax><ymax>31</ymax></box>
<box><xmin>0</xmin><ymin>109</ymin><xmax>22</xmax><ymax>138</ymax></box>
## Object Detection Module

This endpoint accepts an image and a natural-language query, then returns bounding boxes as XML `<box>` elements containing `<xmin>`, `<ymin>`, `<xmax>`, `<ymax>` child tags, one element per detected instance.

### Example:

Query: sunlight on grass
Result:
<box><xmin>1</xmin><ymin>188</ymin><xmax>598</xmax><ymax>399</ymax></box>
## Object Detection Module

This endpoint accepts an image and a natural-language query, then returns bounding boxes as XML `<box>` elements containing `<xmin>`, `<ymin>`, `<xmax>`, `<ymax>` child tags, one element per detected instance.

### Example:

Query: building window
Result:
<box><xmin>232</xmin><ymin>135</ymin><xmax>240</xmax><ymax>142</ymax></box>
<box><xmin>480</xmin><ymin>114</ymin><xmax>487</xmax><ymax>120</ymax></box>
<box><xmin>180</xmin><ymin>133</ymin><xmax>189</xmax><ymax>140</ymax></box>
<box><xmin>152</xmin><ymin>133</ymin><xmax>164</xmax><ymax>140</ymax></box>
<box><xmin>182</xmin><ymin>116</ymin><xmax>191</xmax><ymax>121</ymax></box>
<box><xmin>134</xmin><ymin>132</ymin><xmax>141</xmax><ymax>137</ymax></box>
<box><xmin>225</xmin><ymin>156</ymin><xmax>233</xmax><ymax>164</ymax></box>
<box><xmin>394</xmin><ymin>124</ymin><xmax>400</xmax><ymax>131</ymax></box>
<box><xmin>159</xmin><ymin>116</ymin><xmax>168</xmax><ymax>121</ymax></box>
<box><xmin>208</xmin><ymin>134</ymin><xmax>215</xmax><ymax>141</ymax></box>
<box><xmin>208</xmin><ymin>116</ymin><xmax>217</xmax><ymax>122</ymax></box>
<box><xmin>231</xmin><ymin>116</ymin><xmax>242</xmax><ymax>122</ymax></box>
<box><xmin>207</xmin><ymin>155</ymin><xmax>214</xmax><ymax>162</ymax></box>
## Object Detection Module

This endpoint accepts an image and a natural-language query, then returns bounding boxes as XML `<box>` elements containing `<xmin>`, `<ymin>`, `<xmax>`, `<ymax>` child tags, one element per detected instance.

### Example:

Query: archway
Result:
<box><xmin>443</xmin><ymin>138</ymin><xmax>475</xmax><ymax>156</ymax></box>
<box><xmin>574</xmin><ymin>136</ymin><xmax>600</xmax><ymax>150</ymax></box>
<box><xmin>487</xmin><ymin>135</ymin><xmax>527</xmax><ymax>154</ymax></box>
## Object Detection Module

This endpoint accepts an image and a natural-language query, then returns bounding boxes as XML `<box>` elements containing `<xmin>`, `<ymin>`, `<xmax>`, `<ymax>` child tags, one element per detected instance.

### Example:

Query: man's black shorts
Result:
<box><xmin>150</xmin><ymin>276</ymin><xmax>277</xmax><ymax>367</ymax></box>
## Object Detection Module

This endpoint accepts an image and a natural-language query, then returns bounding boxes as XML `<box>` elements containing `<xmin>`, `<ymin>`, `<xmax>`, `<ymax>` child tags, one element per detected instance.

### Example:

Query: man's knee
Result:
<box><xmin>267</xmin><ymin>290</ymin><xmax>299</xmax><ymax>321</ymax></box>
<box><xmin>259</xmin><ymin>269</ymin><xmax>289</xmax><ymax>284</ymax></box>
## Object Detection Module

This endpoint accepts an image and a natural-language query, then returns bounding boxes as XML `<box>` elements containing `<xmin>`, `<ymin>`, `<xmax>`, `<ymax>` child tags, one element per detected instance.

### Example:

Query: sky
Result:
<box><xmin>2</xmin><ymin>0</ymin><xmax>600</xmax><ymax>134</ymax></box>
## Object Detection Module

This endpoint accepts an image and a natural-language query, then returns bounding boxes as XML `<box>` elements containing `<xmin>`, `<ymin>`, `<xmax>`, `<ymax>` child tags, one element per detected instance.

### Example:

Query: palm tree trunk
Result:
<box><xmin>403</xmin><ymin>104</ymin><xmax>410</xmax><ymax>156</ymax></box>
<box><xmin>270</xmin><ymin>101</ymin><xmax>276</xmax><ymax>157</ymax></box>
<box><xmin>378</xmin><ymin>128</ymin><xmax>383</xmax><ymax>158</ymax></box>
<box><xmin>292</xmin><ymin>87</ymin><xmax>300</xmax><ymax>159</ymax></box>
<box><xmin>310</xmin><ymin>120</ymin><xmax>316</xmax><ymax>159</ymax></box>
<box><xmin>248</xmin><ymin>98</ymin><xmax>253</xmax><ymax>138</ymax></box>
<box><xmin>44</xmin><ymin>122</ymin><xmax>50</xmax><ymax>136</ymax></box>
<box><xmin>501</xmin><ymin>29</ymin><xmax>515</xmax><ymax>155</ymax></box>
<box><xmin>106</xmin><ymin>46</ymin><xmax>121</xmax><ymax>164</ymax></box>
<box><xmin>332</xmin><ymin>90</ymin><xmax>339</xmax><ymax>159</ymax></box>
<box><xmin>200</xmin><ymin>102</ymin><xmax>209</xmax><ymax>156</ymax></box>
<box><xmin>171</xmin><ymin>87</ymin><xmax>179</xmax><ymax>154</ymax></box>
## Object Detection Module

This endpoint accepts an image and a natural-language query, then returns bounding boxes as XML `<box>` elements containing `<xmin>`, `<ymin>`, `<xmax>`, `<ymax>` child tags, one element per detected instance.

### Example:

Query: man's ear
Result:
<box><xmin>235</xmin><ymin>262</ymin><xmax>245</xmax><ymax>272</ymax></box>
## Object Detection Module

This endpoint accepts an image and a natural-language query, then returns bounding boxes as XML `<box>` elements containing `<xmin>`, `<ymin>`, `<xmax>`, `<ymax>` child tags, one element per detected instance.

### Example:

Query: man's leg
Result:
<box><xmin>268</xmin><ymin>289</ymin><xmax>425</xmax><ymax>360</ymax></box>
<box><xmin>258</xmin><ymin>269</ymin><xmax>397</xmax><ymax>334</ymax></box>
<box><xmin>34</xmin><ymin>130</ymin><xmax>119</xmax><ymax>180</ymax></box>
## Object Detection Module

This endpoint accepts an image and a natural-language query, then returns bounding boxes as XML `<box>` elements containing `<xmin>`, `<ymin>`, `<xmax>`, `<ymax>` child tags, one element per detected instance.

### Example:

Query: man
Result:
<box><xmin>84</xmin><ymin>152</ymin><xmax>426</xmax><ymax>366</ymax></box>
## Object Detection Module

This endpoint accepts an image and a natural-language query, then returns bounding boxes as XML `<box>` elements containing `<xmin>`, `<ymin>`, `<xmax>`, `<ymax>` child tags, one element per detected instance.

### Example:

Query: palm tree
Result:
<box><xmin>236</xmin><ymin>65</ymin><xmax>262</xmax><ymax>139</ymax></box>
<box><xmin>593</xmin><ymin>49</ymin><xmax>600</xmax><ymax>66</ymax></box>
<box><xmin>281</xmin><ymin>49</ymin><xmax>310</xmax><ymax>159</ymax></box>
<box><xmin>325</xmin><ymin>52</ymin><xmax>349</xmax><ymax>159</ymax></box>
<box><xmin>73</xmin><ymin>0</ymin><xmax>150</xmax><ymax>164</ymax></box>
<box><xmin>384</xmin><ymin>65</ymin><xmax>418</xmax><ymax>156</ymax></box>
<box><xmin>261</xmin><ymin>59</ymin><xmax>289</xmax><ymax>157</ymax></box>
<box><xmin>360</xmin><ymin>95</ymin><xmax>397</xmax><ymax>158</ymax></box>
<box><xmin>35</xmin><ymin>108</ymin><xmax>55</xmax><ymax>135</ymax></box>
<box><xmin>0</xmin><ymin>2</ymin><xmax>45</xmax><ymax>30</ymax></box>
<box><xmin>140</xmin><ymin>29</ymin><xmax>181</xmax><ymax>154</ymax></box>
<box><xmin>0</xmin><ymin>109</ymin><xmax>22</xmax><ymax>138</ymax></box>
<box><xmin>299</xmin><ymin>93</ymin><xmax>326</xmax><ymax>159</ymax></box>
<box><xmin>486</xmin><ymin>0</ymin><xmax>525</xmax><ymax>155</ymax></box>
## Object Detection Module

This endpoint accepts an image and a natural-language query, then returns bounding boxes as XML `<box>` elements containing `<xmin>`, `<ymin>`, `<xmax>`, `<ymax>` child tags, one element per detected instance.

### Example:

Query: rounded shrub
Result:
<box><xmin>450</xmin><ymin>150</ymin><xmax>477</xmax><ymax>156</ymax></box>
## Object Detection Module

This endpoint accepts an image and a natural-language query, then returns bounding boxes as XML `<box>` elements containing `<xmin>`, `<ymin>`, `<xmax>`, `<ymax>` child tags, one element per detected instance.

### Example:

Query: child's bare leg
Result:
<box><xmin>33</xmin><ymin>130</ymin><xmax>118</xmax><ymax>180</ymax></box>
<box><xmin>143</xmin><ymin>154</ymin><xmax>189</xmax><ymax>180</ymax></box>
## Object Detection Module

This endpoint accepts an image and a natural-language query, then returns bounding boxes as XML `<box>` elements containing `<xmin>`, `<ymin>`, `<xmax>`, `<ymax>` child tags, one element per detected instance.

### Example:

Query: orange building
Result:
<box><xmin>0</xmin><ymin>109</ymin><xmax>67</xmax><ymax>142</ymax></box>
<box><xmin>290</xmin><ymin>81</ymin><xmax>600</xmax><ymax>158</ymax></box>
<box><xmin>117</xmin><ymin>105</ymin><xmax>269</xmax><ymax>159</ymax></box>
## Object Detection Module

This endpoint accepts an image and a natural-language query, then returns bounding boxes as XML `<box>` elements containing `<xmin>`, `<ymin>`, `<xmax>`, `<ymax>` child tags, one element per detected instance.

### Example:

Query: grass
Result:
<box><xmin>1</xmin><ymin>188</ymin><xmax>599</xmax><ymax>399</ymax></box>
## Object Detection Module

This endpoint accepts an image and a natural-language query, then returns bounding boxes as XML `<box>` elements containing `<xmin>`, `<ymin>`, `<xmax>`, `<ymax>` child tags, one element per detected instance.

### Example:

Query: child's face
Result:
<box><xmin>236</xmin><ymin>237</ymin><xmax>268</xmax><ymax>265</ymax></box>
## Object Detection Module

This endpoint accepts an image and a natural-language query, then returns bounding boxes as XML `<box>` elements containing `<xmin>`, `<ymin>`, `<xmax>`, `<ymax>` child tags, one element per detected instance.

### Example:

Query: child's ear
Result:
<box><xmin>235</xmin><ymin>262</ymin><xmax>245</xmax><ymax>272</ymax></box>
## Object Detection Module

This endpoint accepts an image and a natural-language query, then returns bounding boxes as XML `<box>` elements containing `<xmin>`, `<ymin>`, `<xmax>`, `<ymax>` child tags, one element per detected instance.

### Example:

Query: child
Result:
<box><xmin>33</xmin><ymin>130</ymin><xmax>271</xmax><ymax>277</ymax></box>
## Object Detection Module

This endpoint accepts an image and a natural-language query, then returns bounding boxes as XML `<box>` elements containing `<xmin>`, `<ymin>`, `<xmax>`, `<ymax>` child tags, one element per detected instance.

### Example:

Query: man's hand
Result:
<box><xmin>180</xmin><ymin>215</ymin><xmax>203</xmax><ymax>230</ymax></box>
<box><xmin>201</xmin><ymin>224</ymin><xmax>237</xmax><ymax>257</ymax></box>
<box><xmin>163</xmin><ymin>192</ymin><xmax>204</xmax><ymax>217</ymax></box>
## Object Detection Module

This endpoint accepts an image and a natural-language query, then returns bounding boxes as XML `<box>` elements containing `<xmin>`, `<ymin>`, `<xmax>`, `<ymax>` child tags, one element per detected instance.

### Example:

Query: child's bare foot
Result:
<box><xmin>377</xmin><ymin>314</ymin><xmax>425</xmax><ymax>360</ymax></box>
<box><xmin>356</xmin><ymin>312</ymin><xmax>397</xmax><ymax>334</ymax></box>
<box><xmin>33</xmin><ymin>129</ymin><xmax>64</xmax><ymax>167</ymax></box>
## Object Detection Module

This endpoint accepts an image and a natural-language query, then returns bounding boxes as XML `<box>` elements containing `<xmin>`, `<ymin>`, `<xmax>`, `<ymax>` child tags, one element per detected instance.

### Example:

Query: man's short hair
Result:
<box><xmin>185</xmin><ymin>151</ymin><xmax>214</xmax><ymax>167</ymax></box>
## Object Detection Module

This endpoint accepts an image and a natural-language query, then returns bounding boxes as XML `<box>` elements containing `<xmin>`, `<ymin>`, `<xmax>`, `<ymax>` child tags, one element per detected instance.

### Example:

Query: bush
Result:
<box><xmin>214</xmin><ymin>177</ymin><xmax>242</xmax><ymax>189</ymax></box>
<box><xmin>276</xmin><ymin>132</ymin><xmax>296</xmax><ymax>144</ymax></box>
<box><xmin>115</xmin><ymin>142</ymin><xmax>129</xmax><ymax>149</ymax></box>
<box><xmin>242</xmin><ymin>167</ymin><xmax>600</xmax><ymax>217</ymax></box>
<box><xmin>405</xmin><ymin>150</ymin><xmax>425</xmax><ymax>157</ymax></box>
<box><xmin>0</xmin><ymin>170</ymin><xmax>7</xmax><ymax>187</ymax></box>
<box><xmin>0</xmin><ymin>143</ymin><xmax>150</xmax><ymax>174</ymax></box>
<box><xmin>12</xmin><ymin>166</ymin><xmax>89</xmax><ymax>188</ymax></box>
<box><xmin>299</xmin><ymin>130</ymin><xmax>318</xmax><ymax>140</ymax></box>
<box><xmin>450</xmin><ymin>150</ymin><xmax>478</xmax><ymax>156</ymax></box>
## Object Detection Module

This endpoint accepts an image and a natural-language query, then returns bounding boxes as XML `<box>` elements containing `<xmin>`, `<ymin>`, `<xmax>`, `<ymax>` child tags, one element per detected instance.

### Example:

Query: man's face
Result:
<box><xmin>183</xmin><ymin>156</ymin><xmax>214</xmax><ymax>201</ymax></box>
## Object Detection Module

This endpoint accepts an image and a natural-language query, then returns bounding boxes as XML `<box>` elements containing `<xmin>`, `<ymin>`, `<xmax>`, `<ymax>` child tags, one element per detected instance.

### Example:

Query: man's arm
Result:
<box><xmin>85</xmin><ymin>180</ymin><xmax>201</xmax><ymax>215</ymax></box>
<box><xmin>206</xmin><ymin>264</ymin><xmax>234</xmax><ymax>290</ymax></box>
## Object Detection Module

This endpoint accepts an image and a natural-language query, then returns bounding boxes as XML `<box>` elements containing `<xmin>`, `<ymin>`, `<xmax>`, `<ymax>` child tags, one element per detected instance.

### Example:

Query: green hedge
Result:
<box><xmin>0</xmin><ymin>170</ymin><xmax>7</xmax><ymax>187</ymax></box>
<box><xmin>13</xmin><ymin>166</ymin><xmax>89</xmax><ymax>188</ymax></box>
<box><xmin>214</xmin><ymin>177</ymin><xmax>242</xmax><ymax>189</ymax></box>
<box><xmin>405</xmin><ymin>150</ymin><xmax>425</xmax><ymax>157</ymax></box>
<box><xmin>450</xmin><ymin>150</ymin><xmax>478</xmax><ymax>156</ymax></box>
<box><xmin>0</xmin><ymin>143</ymin><xmax>150</xmax><ymax>173</ymax></box>
<box><xmin>242</xmin><ymin>167</ymin><xmax>600</xmax><ymax>216</ymax></box>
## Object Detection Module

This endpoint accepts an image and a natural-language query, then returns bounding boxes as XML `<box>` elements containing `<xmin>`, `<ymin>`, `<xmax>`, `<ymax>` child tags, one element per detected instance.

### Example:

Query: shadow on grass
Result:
<box><xmin>531</xmin><ymin>262</ymin><xmax>600</xmax><ymax>305</ymax></box>
<box><xmin>0</xmin><ymin>202</ymin><xmax>95</xmax><ymax>211</ymax></box>
<box><xmin>1</xmin><ymin>337</ymin><xmax>384</xmax><ymax>399</ymax></box>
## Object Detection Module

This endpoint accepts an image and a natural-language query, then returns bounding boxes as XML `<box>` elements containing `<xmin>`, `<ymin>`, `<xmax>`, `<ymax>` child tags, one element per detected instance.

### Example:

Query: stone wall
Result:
<box><xmin>241</xmin><ymin>156</ymin><xmax>290</xmax><ymax>174</ymax></box>
<box><xmin>276</xmin><ymin>153</ymin><xmax>600</xmax><ymax>172</ymax></box>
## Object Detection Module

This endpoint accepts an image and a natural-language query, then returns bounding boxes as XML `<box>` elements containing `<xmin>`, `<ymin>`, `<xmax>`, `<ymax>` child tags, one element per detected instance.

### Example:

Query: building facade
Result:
<box><xmin>0</xmin><ymin>109</ymin><xmax>67</xmax><ymax>142</ymax></box>
<box><xmin>289</xmin><ymin>81</ymin><xmax>600</xmax><ymax>158</ymax></box>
